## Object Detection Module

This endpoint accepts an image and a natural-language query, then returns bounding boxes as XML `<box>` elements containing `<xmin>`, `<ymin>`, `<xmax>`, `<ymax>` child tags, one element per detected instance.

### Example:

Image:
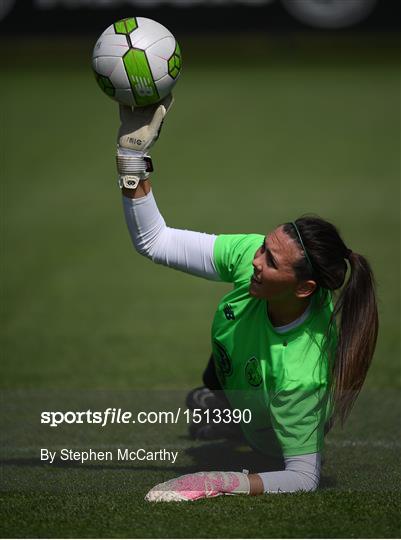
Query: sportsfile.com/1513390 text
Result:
<box><xmin>40</xmin><ymin>408</ymin><xmax>252</xmax><ymax>427</ymax></box>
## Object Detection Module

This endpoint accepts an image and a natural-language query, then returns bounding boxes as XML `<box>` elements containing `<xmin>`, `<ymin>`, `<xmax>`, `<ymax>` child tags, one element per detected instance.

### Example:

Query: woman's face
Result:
<box><xmin>250</xmin><ymin>226</ymin><xmax>309</xmax><ymax>301</ymax></box>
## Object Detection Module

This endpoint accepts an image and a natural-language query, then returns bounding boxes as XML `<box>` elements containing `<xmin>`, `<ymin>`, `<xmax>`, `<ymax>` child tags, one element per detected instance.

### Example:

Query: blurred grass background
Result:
<box><xmin>1</xmin><ymin>33</ymin><xmax>400</xmax><ymax>537</ymax></box>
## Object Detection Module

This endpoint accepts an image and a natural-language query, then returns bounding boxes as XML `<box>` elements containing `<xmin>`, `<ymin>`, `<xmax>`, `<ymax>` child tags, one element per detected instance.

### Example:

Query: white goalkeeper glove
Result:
<box><xmin>145</xmin><ymin>470</ymin><xmax>250</xmax><ymax>502</ymax></box>
<box><xmin>116</xmin><ymin>94</ymin><xmax>174</xmax><ymax>189</ymax></box>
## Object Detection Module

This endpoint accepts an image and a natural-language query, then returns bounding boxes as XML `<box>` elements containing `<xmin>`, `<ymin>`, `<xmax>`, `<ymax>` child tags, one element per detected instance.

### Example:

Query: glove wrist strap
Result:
<box><xmin>116</xmin><ymin>146</ymin><xmax>154</xmax><ymax>189</ymax></box>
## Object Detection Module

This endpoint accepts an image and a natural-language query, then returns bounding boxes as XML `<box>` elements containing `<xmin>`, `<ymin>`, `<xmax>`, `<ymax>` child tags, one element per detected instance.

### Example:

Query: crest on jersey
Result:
<box><xmin>245</xmin><ymin>357</ymin><xmax>262</xmax><ymax>387</ymax></box>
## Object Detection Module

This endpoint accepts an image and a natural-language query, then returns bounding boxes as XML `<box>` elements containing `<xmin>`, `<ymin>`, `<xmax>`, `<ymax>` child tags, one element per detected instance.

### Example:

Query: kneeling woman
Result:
<box><xmin>116</xmin><ymin>99</ymin><xmax>378</xmax><ymax>502</ymax></box>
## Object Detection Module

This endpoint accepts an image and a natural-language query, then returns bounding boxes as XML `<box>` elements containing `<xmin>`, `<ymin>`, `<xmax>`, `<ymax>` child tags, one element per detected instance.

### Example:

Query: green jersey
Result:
<box><xmin>212</xmin><ymin>234</ymin><xmax>334</xmax><ymax>458</ymax></box>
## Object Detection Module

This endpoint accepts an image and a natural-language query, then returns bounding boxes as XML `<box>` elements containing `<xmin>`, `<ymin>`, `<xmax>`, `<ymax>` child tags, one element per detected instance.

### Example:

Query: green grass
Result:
<box><xmin>1</xmin><ymin>34</ymin><xmax>400</xmax><ymax>538</ymax></box>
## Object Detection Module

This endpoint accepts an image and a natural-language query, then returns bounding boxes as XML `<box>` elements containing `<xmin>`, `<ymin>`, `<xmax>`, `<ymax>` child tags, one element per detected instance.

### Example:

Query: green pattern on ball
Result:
<box><xmin>114</xmin><ymin>18</ymin><xmax>138</xmax><ymax>35</ymax></box>
<box><xmin>94</xmin><ymin>72</ymin><xmax>115</xmax><ymax>97</ymax></box>
<box><xmin>168</xmin><ymin>42</ymin><xmax>182</xmax><ymax>79</ymax></box>
<box><xmin>123</xmin><ymin>49</ymin><xmax>160</xmax><ymax>106</ymax></box>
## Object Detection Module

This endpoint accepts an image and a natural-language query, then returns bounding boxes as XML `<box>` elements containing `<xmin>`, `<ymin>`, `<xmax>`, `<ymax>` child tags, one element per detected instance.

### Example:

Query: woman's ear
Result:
<box><xmin>296</xmin><ymin>280</ymin><xmax>317</xmax><ymax>299</ymax></box>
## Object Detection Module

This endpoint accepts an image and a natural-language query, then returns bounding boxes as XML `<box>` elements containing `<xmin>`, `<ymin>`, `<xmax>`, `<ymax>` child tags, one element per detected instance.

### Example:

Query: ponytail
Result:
<box><xmin>329</xmin><ymin>251</ymin><xmax>379</xmax><ymax>425</ymax></box>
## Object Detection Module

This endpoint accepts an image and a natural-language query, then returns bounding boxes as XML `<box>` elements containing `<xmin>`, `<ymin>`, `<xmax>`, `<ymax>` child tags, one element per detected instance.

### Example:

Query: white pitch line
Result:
<box><xmin>326</xmin><ymin>439</ymin><xmax>400</xmax><ymax>449</ymax></box>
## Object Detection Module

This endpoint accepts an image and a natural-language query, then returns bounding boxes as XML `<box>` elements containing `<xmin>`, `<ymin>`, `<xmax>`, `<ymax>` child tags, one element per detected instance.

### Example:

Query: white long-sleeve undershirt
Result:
<box><xmin>123</xmin><ymin>190</ymin><xmax>220</xmax><ymax>280</ymax></box>
<box><xmin>122</xmin><ymin>190</ymin><xmax>321</xmax><ymax>493</ymax></box>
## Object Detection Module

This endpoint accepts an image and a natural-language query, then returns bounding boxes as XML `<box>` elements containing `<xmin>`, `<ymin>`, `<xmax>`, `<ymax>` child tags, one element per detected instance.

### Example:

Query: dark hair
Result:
<box><xmin>283</xmin><ymin>217</ymin><xmax>379</xmax><ymax>427</ymax></box>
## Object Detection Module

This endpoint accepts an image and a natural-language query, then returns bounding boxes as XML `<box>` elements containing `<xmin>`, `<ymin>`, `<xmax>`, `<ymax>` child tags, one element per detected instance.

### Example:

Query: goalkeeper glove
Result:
<box><xmin>145</xmin><ymin>471</ymin><xmax>250</xmax><ymax>502</ymax></box>
<box><xmin>116</xmin><ymin>94</ymin><xmax>174</xmax><ymax>189</ymax></box>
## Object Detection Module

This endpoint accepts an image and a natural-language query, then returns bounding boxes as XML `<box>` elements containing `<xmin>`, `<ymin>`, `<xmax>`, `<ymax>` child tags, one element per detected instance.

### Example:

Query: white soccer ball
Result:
<box><xmin>92</xmin><ymin>17</ymin><xmax>182</xmax><ymax>107</ymax></box>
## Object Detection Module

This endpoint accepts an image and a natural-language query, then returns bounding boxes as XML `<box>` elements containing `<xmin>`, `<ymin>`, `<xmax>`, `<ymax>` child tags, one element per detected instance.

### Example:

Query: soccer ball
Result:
<box><xmin>92</xmin><ymin>17</ymin><xmax>181</xmax><ymax>107</ymax></box>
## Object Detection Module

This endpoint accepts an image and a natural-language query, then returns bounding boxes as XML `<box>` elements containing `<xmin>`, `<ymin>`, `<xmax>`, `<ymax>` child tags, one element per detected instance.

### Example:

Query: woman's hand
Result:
<box><xmin>145</xmin><ymin>471</ymin><xmax>250</xmax><ymax>502</ymax></box>
<box><xmin>118</xmin><ymin>93</ymin><xmax>174</xmax><ymax>153</ymax></box>
<box><xmin>116</xmin><ymin>94</ymin><xmax>174</xmax><ymax>191</ymax></box>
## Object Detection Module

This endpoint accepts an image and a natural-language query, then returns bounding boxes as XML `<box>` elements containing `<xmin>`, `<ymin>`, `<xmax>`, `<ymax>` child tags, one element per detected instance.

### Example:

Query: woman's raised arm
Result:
<box><xmin>122</xmin><ymin>184</ymin><xmax>220</xmax><ymax>280</ymax></box>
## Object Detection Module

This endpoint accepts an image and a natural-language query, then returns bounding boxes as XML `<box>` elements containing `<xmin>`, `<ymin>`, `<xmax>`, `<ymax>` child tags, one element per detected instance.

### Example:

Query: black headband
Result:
<box><xmin>291</xmin><ymin>221</ymin><xmax>314</xmax><ymax>271</ymax></box>
<box><xmin>291</xmin><ymin>222</ymin><xmax>353</xmax><ymax>269</ymax></box>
